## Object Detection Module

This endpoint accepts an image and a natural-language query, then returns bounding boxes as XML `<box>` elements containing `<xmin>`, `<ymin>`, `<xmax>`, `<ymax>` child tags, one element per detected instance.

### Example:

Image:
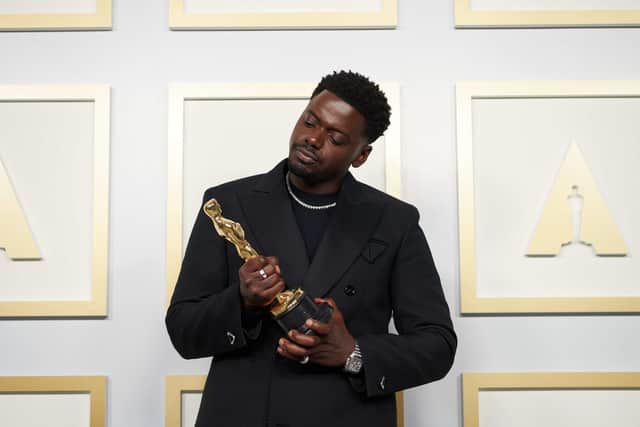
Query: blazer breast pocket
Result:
<box><xmin>360</xmin><ymin>238</ymin><xmax>388</xmax><ymax>264</ymax></box>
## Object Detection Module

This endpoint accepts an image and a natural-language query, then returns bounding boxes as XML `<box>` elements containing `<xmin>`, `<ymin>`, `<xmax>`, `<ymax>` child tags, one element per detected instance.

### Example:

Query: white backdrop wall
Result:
<box><xmin>1</xmin><ymin>1</ymin><xmax>640</xmax><ymax>426</ymax></box>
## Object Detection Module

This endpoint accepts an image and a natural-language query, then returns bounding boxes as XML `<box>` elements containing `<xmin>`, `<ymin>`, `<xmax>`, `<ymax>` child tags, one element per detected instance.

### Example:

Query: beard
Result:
<box><xmin>287</xmin><ymin>158</ymin><xmax>313</xmax><ymax>181</ymax></box>
<box><xmin>286</xmin><ymin>156</ymin><xmax>323</xmax><ymax>186</ymax></box>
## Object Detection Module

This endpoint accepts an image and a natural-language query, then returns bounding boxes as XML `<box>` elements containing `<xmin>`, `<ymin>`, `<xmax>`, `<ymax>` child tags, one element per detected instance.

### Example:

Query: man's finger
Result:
<box><xmin>265</xmin><ymin>256</ymin><xmax>281</xmax><ymax>274</ymax></box>
<box><xmin>259</xmin><ymin>281</ymin><xmax>285</xmax><ymax>303</ymax></box>
<box><xmin>305</xmin><ymin>318</ymin><xmax>331</xmax><ymax>335</ymax></box>
<box><xmin>278</xmin><ymin>338</ymin><xmax>309</xmax><ymax>358</ymax></box>
<box><xmin>277</xmin><ymin>342</ymin><xmax>295</xmax><ymax>360</ymax></box>
<box><xmin>243</xmin><ymin>256</ymin><xmax>267</xmax><ymax>271</ymax></box>
<box><xmin>253</xmin><ymin>263</ymin><xmax>275</xmax><ymax>281</ymax></box>
<box><xmin>288</xmin><ymin>329</ymin><xmax>321</xmax><ymax>348</ymax></box>
<box><xmin>313</xmin><ymin>297</ymin><xmax>337</xmax><ymax>310</ymax></box>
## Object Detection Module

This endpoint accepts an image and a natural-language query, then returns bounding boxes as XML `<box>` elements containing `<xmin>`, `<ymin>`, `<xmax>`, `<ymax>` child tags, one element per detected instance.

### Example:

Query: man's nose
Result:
<box><xmin>305</xmin><ymin>128</ymin><xmax>324</xmax><ymax>148</ymax></box>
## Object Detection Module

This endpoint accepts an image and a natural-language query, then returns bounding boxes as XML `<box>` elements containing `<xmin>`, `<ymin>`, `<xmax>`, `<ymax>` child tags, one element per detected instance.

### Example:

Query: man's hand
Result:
<box><xmin>277</xmin><ymin>298</ymin><xmax>356</xmax><ymax>367</ymax></box>
<box><xmin>238</xmin><ymin>256</ymin><xmax>285</xmax><ymax>309</ymax></box>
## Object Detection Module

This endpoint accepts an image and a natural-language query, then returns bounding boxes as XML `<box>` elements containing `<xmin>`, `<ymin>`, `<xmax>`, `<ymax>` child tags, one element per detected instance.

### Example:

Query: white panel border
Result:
<box><xmin>455</xmin><ymin>0</ymin><xmax>640</xmax><ymax>28</ymax></box>
<box><xmin>0</xmin><ymin>85</ymin><xmax>110</xmax><ymax>317</ymax></box>
<box><xmin>0</xmin><ymin>376</ymin><xmax>106</xmax><ymax>427</ymax></box>
<box><xmin>168</xmin><ymin>0</ymin><xmax>396</xmax><ymax>30</ymax></box>
<box><xmin>456</xmin><ymin>80</ymin><xmax>640</xmax><ymax>314</ymax></box>
<box><xmin>0</xmin><ymin>0</ymin><xmax>111</xmax><ymax>31</ymax></box>
<box><xmin>165</xmin><ymin>375</ymin><xmax>205</xmax><ymax>427</ymax></box>
<box><xmin>463</xmin><ymin>372</ymin><xmax>640</xmax><ymax>427</ymax></box>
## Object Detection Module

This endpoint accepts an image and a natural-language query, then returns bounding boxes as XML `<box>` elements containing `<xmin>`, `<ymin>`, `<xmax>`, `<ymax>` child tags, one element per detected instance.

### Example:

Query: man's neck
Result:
<box><xmin>288</xmin><ymin>172</ymin><xmax>344</xmax><ymax>195</ymax></box>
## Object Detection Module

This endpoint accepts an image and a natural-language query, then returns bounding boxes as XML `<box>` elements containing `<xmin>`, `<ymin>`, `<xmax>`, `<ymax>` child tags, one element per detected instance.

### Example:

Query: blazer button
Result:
<box><xmin>344</xmin><ymin>285</ymin><xmax>356</xmax><ymax>296</ymax></box>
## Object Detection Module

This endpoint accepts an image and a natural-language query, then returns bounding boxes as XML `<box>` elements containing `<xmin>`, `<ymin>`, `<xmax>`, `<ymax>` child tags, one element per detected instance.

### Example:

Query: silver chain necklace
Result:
<box><xmin>286</xmin><ymin>172</ymin><xmax>337</xmax><ymax>210</ymax></box>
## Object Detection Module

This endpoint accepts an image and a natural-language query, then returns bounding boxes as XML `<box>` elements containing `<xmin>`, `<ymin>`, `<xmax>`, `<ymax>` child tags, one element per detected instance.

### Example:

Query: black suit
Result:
<box><xmin>166</xmin><ymin>160</ymin><xmax>456</xmax><ymax>427</ymax></box>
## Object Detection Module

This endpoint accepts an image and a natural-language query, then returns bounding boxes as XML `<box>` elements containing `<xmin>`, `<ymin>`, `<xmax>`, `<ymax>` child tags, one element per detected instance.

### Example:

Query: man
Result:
<box><xmin>166</xmin><ymin>71</ymin><xmax>456</xmax><ymax>427</ymax></box>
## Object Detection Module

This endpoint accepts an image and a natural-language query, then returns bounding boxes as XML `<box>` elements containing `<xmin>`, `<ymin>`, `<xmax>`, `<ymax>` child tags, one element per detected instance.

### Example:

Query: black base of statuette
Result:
<box><xmin>272</xmin><ymin>294</ymin><xmax>333</xmax><ymax>336</ymax></box>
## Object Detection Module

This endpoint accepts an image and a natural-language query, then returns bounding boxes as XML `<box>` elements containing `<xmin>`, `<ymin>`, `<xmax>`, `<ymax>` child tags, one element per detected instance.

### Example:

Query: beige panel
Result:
<box><xmin>184</xmin><ymin>0</ymin><xmax>383</xmax><ymax>13</ymax></box>
<box><xmin>165</xmin><ymin>376</ymin><xmax>205</xmax><ymax>427</ymax></box>
<box><xmin>0</xmin><ymin>376</ymin><xmax>106</xmax><ymax>427</ymax></box>
<box><xmin>471</xmin><ymin>0</ymin><xmax>640</xmax><ymax>11</ymax></box>
<box><xmin>0</xmin><ymin>394</ymin><xmax>90</xmax><ymax>427</ymax></box>
<box><xmin>0</xmin><ymin>0</ymin><xmax>110</xmax><ymax>31</ymax></box>
<box><xmin>181</xmin><ymin>392</ymin><xmax>201</xmax><ymax>427</ymax></box>
<box><xmin>457</xmin><ymin>81</ymin><xmax>640</xmax><ymax>313</ymax></box>
<box><xmin>0</xmin><ymin>0</ymin><xmax>96</xmax><ymax>14</ymax></box>
<box><xmin>169</xmin><ymin>0</ymin><xmax>396</xmax><ymax>29</ymax></box>
<box><xmin>455</xmin><ymin>0</ymin><xmax>640</xmax><ymax>27</ymax></box>
<box><xmin>463</xmin><ymin>372</ymin><xmax>640</xmax><ymax>427</ymax></box>
<box><xmin>479</xmin><ymin>389</ymin><xmax>640</xmax><ymax>427</ymax></box>
<box><xmin>0</xmin><ymin>85</ymin><xmax>110</xmax><ymax>317</ymax></box>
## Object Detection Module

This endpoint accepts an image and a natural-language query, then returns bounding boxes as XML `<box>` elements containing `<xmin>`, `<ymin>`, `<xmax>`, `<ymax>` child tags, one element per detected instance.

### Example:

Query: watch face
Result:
<box><xmin>346</xmin><ymin>355</ymin><xmax>362</xmax><ymax>374</ymax></box>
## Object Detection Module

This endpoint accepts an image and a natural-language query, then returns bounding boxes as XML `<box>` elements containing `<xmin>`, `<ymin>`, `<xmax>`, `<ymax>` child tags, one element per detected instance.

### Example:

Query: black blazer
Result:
<box><xmin>166</xmin><ymin>160</ymin><xmax>456</xmax><ymax>427</ymax></box>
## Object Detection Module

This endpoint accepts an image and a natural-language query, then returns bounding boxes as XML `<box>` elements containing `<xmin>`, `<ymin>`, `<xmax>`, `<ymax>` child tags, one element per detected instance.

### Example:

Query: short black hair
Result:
<box><xmin>311</xmin><ymin>70</ymin><xmax>391</xmax><ymax>143</ymax></box>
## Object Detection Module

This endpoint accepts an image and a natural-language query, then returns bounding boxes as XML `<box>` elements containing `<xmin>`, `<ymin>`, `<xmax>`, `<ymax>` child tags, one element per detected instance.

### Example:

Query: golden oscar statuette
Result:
<box><xmin>203</xmin><ymin>198</ymin><xmax>332</xmax><ymax>335</ymax></box>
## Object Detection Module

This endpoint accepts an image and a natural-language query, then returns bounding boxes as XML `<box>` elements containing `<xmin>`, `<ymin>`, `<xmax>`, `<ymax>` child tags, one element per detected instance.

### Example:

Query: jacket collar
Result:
<box><xmin>239</xmin><ymin>159</ymin><xmax>385</xmax><ymax>297</ymax></box>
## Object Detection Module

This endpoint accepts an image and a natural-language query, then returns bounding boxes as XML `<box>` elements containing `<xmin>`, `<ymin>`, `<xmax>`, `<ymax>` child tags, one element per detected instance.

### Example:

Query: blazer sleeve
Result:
<box><xmin>356</xmin><ymin>209</ymin><xmax>457</xmax><ymax>397</ymax></box>
<box><xmin>165</xmin><ymin>189</ymin><xmax>262</xmax><ymax>359</ymax></box>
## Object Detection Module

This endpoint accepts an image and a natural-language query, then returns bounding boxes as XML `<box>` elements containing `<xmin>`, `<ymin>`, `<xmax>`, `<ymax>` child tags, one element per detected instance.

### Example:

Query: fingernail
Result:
<box><xmin>279</xmin><ymin>339</ymin><xmax>284</xmax><ymax>346</ymax></box>
<box><xmin>288</xmin><ymin>331</ymin><xmax>294</xmax><ymax>338</ymax></box>
<box><xmin>305</xmin><ymin>319</ymin><xmax>313</xmax><ymax>327</ymax></box>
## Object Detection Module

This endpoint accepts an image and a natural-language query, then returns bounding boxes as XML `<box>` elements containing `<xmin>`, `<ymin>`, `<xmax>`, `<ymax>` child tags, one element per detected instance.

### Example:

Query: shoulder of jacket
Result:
<box><xmin>202</xmin><ymin>173</ymin><xmax>263</xmax><ymax>200</ymax></box>
<box><xmin>355</xmin><ymin>181</ymin><xmax>420</xmax><ymax>222</ymax></box>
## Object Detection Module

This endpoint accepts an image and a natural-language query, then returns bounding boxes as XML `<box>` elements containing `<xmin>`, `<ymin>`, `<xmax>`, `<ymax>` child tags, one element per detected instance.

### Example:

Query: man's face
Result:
<box><xmin>288</xmin><ymin>90</ymin><xmax>371</xmax><ymax>191</ymax></box>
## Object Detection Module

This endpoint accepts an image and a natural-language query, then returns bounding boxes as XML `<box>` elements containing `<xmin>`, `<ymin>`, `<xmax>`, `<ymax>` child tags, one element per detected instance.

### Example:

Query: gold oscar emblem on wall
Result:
<box><xmin>0</xmin><ymin>157</ymin><xmax>41</xmax><ymax>260</ymax></box>
<box><xmin>527</xmin><ymin>142</ymin><xmax>628</xmax><ymax>257</ymax></box>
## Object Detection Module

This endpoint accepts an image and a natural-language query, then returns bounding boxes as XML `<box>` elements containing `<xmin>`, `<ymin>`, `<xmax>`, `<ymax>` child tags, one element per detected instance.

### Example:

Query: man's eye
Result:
<box><xmin>329</xmin><ymin>135</ymin><xmax>342</xmax><ymax>145</ymax></box>
<box><xmin>304</xmin><ymin>120</ymin><xmax>314</xmax><ymax>128</ymax></box>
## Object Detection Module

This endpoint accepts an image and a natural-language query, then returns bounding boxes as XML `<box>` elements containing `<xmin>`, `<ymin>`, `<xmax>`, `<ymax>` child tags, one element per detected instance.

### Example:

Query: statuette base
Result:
<box><xmin>271</xmin><ymin>291</ymin><xmax>332</xmax><ymax>336</ymax></box>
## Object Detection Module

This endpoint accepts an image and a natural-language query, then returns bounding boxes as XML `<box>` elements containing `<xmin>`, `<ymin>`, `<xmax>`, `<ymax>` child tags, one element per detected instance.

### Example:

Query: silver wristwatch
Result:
<box><xmin>343</xmin><ymin>342</ymin><xmax>363</xmax><ymax>374</ymax></box>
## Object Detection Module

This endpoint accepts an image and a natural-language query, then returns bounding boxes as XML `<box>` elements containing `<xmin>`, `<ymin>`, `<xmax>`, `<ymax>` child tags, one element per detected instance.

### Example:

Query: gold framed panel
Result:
<box><xmin>0</xmin><ymin>85</ymin><xmax>110</xmax><ymax>317</ymax></box>
<box><xmin>0</xmin><ymin>0</ymin><xmax>111</xmax><ymax>31</ymax></box>
<box><xmin>165</xmin><ymin>375</ymin><xmax>205</xmax><ymax>427</ymax></box>
<box><xmin>169</xmin><ymin>0</ymin><xmax>397</xmax><ymax>30</ymax></box>
<box><xmin>166</xmin><ymin>82</ymin><xmax>401</xmax><ymax>304</ymax></box>
<box><xmin>0</xmin><ymin>376</ymin><xmax>106</xmax><ymax>427</ymax></box>
<box><xmin>457</xmin><ymin>81</ymin><xmax>640</xmax><ymax>314</ymax></box>
<box><xmin>455</xmin><ymin>0</ymin><xmax>640</xmax><ymax>28</ymax></box>
<box><xmin>166</xmin><ymin>375</ymin><xmax>403</xmax><ymax>427</ymax></box>
<box><xmin>463</xmin><ymin>372</ymin><xmax>640</xmax><ymax>427</ymax></box>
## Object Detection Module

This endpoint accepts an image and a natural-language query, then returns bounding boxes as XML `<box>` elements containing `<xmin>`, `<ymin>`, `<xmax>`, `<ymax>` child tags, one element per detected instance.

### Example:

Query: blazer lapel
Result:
<box><xmin>302</xmin><ymin>173</ymin><xmax>385</xmax><ymax>298</ymax></box>
<box><xmin>238</xmin><ymin>161</ymin><xmax>309</xmax><ymax>288</ymax></box>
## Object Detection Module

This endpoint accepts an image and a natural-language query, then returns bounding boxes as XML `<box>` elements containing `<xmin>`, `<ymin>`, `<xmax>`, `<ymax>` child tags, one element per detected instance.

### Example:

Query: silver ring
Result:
<box><xmin>259</xmin><ymin>268</ymin><xmax>268</xmax><ymax>279</ymax></box>
<box><xmin>299</xmin><ymin>356</ymin><xmax>309</xmax><ymax>365</ymax></box>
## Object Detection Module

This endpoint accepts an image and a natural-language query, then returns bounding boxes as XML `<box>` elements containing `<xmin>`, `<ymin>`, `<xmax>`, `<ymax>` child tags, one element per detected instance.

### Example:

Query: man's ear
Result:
<box><xmin>351</xmin><ymin>144</ymin><xmax>372</xmax><ymax>168</ymax></box>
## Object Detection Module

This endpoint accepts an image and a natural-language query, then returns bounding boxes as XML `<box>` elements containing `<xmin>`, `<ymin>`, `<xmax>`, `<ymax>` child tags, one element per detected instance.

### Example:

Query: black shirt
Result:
<box><xmin>287</xmin><ymin>176</ymin><xmax>338</xmax><ymax>262</ymax></box>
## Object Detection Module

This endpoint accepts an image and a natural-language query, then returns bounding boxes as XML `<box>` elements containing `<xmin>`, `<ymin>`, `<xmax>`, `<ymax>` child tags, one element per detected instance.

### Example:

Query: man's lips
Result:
<box><xmin>293</xmin><ymin>146</ymin><xmax>318</xmax><ymax>164</ymax></box>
